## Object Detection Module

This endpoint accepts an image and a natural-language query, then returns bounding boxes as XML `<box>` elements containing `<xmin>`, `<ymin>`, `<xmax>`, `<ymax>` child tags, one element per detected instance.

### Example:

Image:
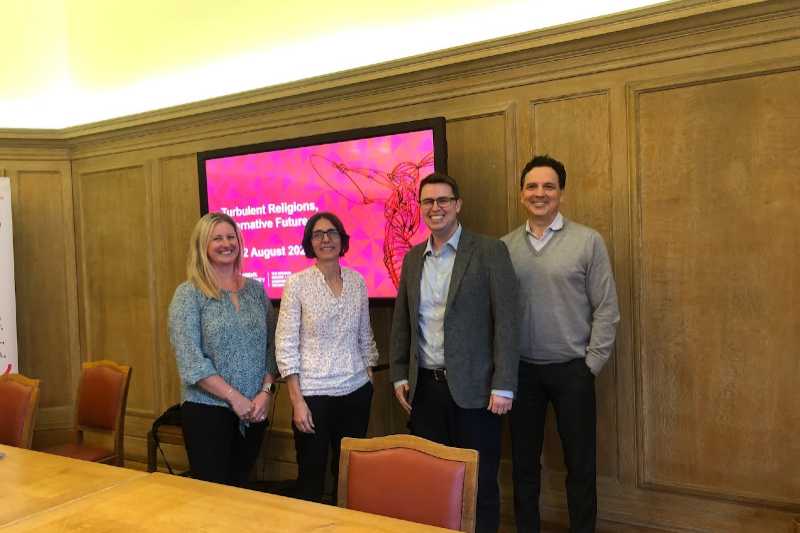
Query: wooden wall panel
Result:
<box><xmin>75</xmin><ymin>165</ymin><xmax>158</xmax><ymax>417</ymax></box>
<box><xmin>530</xmin><ymin>93</ymin><xmax>619</xmax><ymax>480</ymax></box>
<box><xmin>362</xmin><ymin>306</ymin><xmax>408</xmax><ymax>440</ymax></box>
<box><xmin>636</xmin><ymin>67</ymin><xmax>800</xmax><ymax>506</ymax></box>
<box><xmin>446</xmin><ymin>108</ymin><xmax>514</xmax><ymax>238</ymax></box>
<box><xmin>531</xmin><ymin>93</ymin><xmax>613</xmax><ymax>239</ymax></box>
<box><xmin>2</xmin><ymin>161</ymin><xmax>80</xmax><ymax>427</ymax></box>
<box><xmin>154</xmin><ymin>154</ymin><xmax>201</xmax><ymax>411</ymax></box>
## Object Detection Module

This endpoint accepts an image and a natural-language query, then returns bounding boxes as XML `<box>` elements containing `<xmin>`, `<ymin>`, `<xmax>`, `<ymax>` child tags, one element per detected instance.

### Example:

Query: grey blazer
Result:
<box><xmin>389</xmin><ymin>228</ymin><xmax>520</xmax><ymax>409</ymax></box>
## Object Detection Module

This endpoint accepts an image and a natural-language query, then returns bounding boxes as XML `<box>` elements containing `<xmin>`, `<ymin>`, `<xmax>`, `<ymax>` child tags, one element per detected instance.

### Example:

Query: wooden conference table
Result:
<box><xmin>0</xmin><ymin>445</ymin><xmax>455</xmax><ymax>532</ymax></box>
<box><xmin>0</xmin><ymin>444</ymin><xmax>146</xmax><ymax>526</ymax></box>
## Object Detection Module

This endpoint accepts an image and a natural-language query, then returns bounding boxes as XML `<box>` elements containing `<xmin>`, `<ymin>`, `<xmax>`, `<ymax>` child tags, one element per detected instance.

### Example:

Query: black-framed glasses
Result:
<box><xmin>311</xmin><ymin>229</ymin><xmax>341</xmax><ymax>241</ymax></box>
<box><xmin>420</xmin><ymin>196</ymin><xmax>457</xmax><ymax>209</ymax></box>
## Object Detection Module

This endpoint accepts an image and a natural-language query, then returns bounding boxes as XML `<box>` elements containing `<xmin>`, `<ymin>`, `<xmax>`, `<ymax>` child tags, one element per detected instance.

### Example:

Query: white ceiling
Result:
<box><xmin>1</xmin><ymin>0</ymin><xmax>664</xmax><ymax>129</ymax></box>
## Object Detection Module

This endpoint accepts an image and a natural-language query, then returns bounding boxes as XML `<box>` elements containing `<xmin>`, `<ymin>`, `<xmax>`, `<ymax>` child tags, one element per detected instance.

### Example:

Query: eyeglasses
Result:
<box><xmin>311</xmin><ymin>229</ymin><xmax>341</xmax><ymax>242</ymax></box>
<box><xmin>419</xmin><ymin>196</ymin><xmax>458</xmax><ymax>209</ymax></box>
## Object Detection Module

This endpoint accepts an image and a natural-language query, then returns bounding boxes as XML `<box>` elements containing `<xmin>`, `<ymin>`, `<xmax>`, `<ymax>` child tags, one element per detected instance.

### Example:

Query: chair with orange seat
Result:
<box><xmin>45</xmin><ymin>360</ymin><xmax>132</xmax><ymax>466</ymax></box>
<box><xmin>338</xmin><ymin>434</ymin><xmax>478</xmax><ymax>533</ymax></box>
<box><xmin>0</xmin><ymin>372</ymin><xmax>40</xmax><ymax>449</ymax></box>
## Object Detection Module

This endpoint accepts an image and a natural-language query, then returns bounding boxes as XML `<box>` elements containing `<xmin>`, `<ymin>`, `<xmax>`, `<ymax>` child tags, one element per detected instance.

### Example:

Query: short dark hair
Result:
<box><xmin>519</xmin><ymin>154</ymin><xmax>567</xmax><ymax>190</ymax></box>
<box><xmin>301</xmin><ymin>212</ymin><xmax>350</xmax><ymax>258</ymax></box>
<box><xmin>418</xmin><ymin>172</ymin><xmax>460</xmax><ymax>201</ymax></box>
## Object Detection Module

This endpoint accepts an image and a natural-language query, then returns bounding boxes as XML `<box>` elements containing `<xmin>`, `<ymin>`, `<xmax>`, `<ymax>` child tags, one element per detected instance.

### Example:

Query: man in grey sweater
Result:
<box><xmin>501</xmin><ymin>155</ymin><xmax>619</xmax><ymax>533</ymax></box>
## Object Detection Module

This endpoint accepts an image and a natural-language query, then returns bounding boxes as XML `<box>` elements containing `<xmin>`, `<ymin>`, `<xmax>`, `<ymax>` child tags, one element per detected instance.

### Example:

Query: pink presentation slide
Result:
<box><xmin>205</xmin><ymin>130</ymin><xmax>435</xmax><ymax>299</ymax></box>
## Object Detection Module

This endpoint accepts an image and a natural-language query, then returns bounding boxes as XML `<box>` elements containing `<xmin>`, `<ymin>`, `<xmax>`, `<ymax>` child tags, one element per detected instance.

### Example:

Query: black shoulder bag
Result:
<box><xmin>151</xmin><ymin>404</ymin><xmax>183</xmax><ymax>475</ymax></box>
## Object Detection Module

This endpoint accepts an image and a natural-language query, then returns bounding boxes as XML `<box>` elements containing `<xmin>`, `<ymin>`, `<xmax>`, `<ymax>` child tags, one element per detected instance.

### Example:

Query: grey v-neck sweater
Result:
<box><xmin>501</xmin><ymin>218</ymin><xmax>620</xmax><ymax>374</ymax></box>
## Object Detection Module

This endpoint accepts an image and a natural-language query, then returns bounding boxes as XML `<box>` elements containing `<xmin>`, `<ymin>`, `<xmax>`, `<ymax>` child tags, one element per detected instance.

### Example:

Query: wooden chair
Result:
<box><xmin>338</xmin><ymin>434</ymin><xmax>478</xmax><ymax>533</ymax></box>
<box><xmin>45</xmin><ymin>360</ymin><xmax>132</xmax><ymax>466</ymax></box>
<box><xmin>0</xmin><ymin>373</ymin><xmax>40</xmax><ymax>448</ymax></box>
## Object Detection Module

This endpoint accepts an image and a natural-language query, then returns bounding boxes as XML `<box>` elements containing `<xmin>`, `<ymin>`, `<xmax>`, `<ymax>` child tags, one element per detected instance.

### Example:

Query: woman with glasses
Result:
<box><xmin>276</xmin><ymin>211</ymin><xmax>379</xmax><ymax>503</ymax></box>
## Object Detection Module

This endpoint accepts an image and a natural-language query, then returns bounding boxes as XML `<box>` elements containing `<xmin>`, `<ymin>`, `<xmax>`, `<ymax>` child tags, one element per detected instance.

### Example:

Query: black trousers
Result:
<box><xmin>292</xmin><ymin>381</ymin><xmax>373</xmax><ymax>503</ymax></box>
<box><xmin>409</xmin><ymin>369</ymin><xmax>503</xmax><ymax>533</ymax></box>
<box><xmin>181</xmin><ymin>401</ymin><xmax>268</xmax><ymax>487</ymax></box>
<box><xmin>510</xmin><ymin>359</ymin><xmax>597</xmax><ymax>533</ymax></box>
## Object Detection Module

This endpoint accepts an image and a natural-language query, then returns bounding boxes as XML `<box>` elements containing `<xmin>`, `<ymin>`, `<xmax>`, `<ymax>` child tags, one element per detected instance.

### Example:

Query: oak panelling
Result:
<box><xmin>446</xmin><ymin>108</ymin><xmax>513</xmax><ymax>238</ymax></box>
<box><xmin>529</xmin><ymin>92</ymin><xmax>619</xmax><ymax>481</ymax></box>
<box><xmin>3</xmin><ymin>161</ymin><xmax>80</xmax><ymax>428</ymax></box>
<box><xmin>635</xmin><ymin>67</ymin><xmax>800</xmax><ymax>507</ymax></box>
<box><xmin>367</xmin><ymin>303</ymin><xmax>407</xmax><ymax>436</ymax></box>
<box><xmin>0</xmin><ymin>146</ymin><xmax>71</xmax><ymax>172</ymax></box>
<box><xmin>531</xmin><ymin>93</ymin><xmax>613</xmax><ymax>239</ymax></box>
<box><xmin>12</xmin><ymin>171</ymin><xmax>73</xmax><ymax>406</ymax></box>
<box><xmin>154</xmin><ymin>154</ymin><xmax>200</xmax><ymax>411</ymax></box>
<box><xmin>74</xmin><ymin>164</ymin><xmax>158</xmax><ymax>418</ymax></box>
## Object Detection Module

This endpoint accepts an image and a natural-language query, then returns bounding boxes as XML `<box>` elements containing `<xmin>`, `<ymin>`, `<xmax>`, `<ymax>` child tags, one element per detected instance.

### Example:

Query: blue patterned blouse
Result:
<box><xmin>168</xmin><ymin>278</ymin><xmax>277</xmax><ymax>407</ymax></box>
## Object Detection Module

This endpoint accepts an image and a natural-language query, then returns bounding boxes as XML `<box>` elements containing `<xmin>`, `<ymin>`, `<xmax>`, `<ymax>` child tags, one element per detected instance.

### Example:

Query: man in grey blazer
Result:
<box><xmin>390</xmin><ymin>172</ymin><xmax>520</xmax><ymax>533</ymax></box>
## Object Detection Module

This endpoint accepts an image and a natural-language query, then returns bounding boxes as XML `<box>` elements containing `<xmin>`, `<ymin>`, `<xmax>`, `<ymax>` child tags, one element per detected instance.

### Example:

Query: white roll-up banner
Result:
<box><xmin>0</xmin><ymin>177</ymin><xmax>18</xmax><ymax>374</ymax></box>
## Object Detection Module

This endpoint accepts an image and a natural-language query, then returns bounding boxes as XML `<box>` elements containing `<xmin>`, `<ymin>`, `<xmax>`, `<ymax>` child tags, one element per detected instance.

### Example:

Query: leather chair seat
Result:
<box><xmin>47</xmin><ymin>442</ymin><xmax>115</xmax><ymax>463</ymax></box>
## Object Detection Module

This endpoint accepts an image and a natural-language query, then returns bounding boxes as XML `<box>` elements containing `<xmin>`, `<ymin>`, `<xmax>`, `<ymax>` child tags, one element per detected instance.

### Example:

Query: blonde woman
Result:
<box><xmin>168</xmin><ymin>212</ymin><xmax>277</xmax><ymax>486</ymax></box>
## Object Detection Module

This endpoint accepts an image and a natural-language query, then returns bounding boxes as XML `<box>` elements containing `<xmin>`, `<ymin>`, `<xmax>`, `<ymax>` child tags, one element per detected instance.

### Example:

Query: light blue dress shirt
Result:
<box><xmin>418</xmin><ymin>225</ymin><xmax>461</xmax><ymax>368</ymax></box>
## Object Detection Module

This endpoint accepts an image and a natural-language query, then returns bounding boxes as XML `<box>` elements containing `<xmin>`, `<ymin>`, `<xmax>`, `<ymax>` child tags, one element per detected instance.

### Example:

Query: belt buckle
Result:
<box><xmin>432</xmin><ymin>368</ymin><xmax>447</xmax><ymax>382</ymax></box>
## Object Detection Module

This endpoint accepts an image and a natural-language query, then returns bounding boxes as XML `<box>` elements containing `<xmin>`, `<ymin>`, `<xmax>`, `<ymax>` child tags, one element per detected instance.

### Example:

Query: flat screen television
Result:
<box><xmin>198</xmin><ymin>117</ymin><xmax>447</xmax><ymax>299</ymax></box>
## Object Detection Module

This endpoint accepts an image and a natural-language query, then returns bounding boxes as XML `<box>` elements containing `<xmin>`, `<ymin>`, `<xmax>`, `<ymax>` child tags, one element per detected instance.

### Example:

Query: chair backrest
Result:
<box><xmin>75</xmin><ymin>360</ymin><xmax>132</xmax><ymax>465</ymax></box>
<box><xmin>338</xmin><ymin>434</ymin><xmax>478</xmax><ymax>533</ymax></box>
<box><xmin>0</xmin><ymin>373</ymin><xmax>40</xmax><ymax>448</ymax></box>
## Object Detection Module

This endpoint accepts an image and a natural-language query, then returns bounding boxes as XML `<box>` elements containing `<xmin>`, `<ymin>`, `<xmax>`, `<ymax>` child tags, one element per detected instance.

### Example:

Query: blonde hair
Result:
<box><xmin>186</xmin><ymin>212</ymin><xmax>244</xmax><ymax>299</ymax></box>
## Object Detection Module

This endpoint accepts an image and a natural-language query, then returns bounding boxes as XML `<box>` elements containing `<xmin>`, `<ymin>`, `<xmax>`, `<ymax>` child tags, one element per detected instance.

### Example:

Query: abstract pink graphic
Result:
<box><xmin>204</xmin><ymin>130</ymin><xmax>436</xmax><ymax>298</ymax></box>
<box><xmin>309</xmin><ymin>152</ymin><xmax>433</xmax><ymax>288</ymax></box>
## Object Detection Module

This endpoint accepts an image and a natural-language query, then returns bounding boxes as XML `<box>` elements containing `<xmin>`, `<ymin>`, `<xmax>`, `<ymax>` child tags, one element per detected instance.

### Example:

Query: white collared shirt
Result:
<box><xmin>526</xmin><ymin>212</ymin><xmax>564</xmax><ymax>251</ymax></box>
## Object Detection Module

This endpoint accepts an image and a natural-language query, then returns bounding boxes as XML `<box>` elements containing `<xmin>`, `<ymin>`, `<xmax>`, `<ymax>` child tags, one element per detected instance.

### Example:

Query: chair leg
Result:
<box><xmin>147</xmin><ymin>430</ymin><xmax>157</xmax><ymax>472</ymax></box>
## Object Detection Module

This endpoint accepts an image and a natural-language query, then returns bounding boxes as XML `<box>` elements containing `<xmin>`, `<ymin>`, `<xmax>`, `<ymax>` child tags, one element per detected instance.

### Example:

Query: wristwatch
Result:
<box><xmin>261</xmin><ymin>383</ymin><xmax>276</xmax><ymax>395</ymax></box>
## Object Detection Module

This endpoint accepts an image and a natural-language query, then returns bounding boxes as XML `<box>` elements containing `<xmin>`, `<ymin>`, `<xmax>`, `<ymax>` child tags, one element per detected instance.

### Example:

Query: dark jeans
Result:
<box><xmin>292</xmin><ymin>381</ymin><xmax>373</xmax><ymax>503</ymax></box>
<box><xmin>511</xmin><ymin>359</ymin><xmax>597</xmax><ymax>533</ymax></box>
<box><xmin>181</xmin><ymin>401</ymin><xmax>268</xmax><ymax>487</ymax></box>
<box><xmin>409</xmin><ymin>369</ymin><xmax>503</xmax><ymax>533</ymax></box>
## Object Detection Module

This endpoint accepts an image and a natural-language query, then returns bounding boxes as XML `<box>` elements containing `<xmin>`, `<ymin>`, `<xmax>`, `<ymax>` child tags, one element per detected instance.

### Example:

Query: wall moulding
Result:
<box><xmin>58</xmin><ymin>2</ymin><xmax>799</xmax><ymax>161</ymax></box>
<box><xmin>0</xmin><ymin>1</ymin><xmax>793</xmax><ymax>157</ymax></box>
<box><xmin>15</xmin><ymin>9</ymin><xmax>780</xmax><ymax>159</ymax></box>
<box><xmin>0</xmin><ymin>146</ymin><xmax>71</xmax><ymax>161</ymax></box>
